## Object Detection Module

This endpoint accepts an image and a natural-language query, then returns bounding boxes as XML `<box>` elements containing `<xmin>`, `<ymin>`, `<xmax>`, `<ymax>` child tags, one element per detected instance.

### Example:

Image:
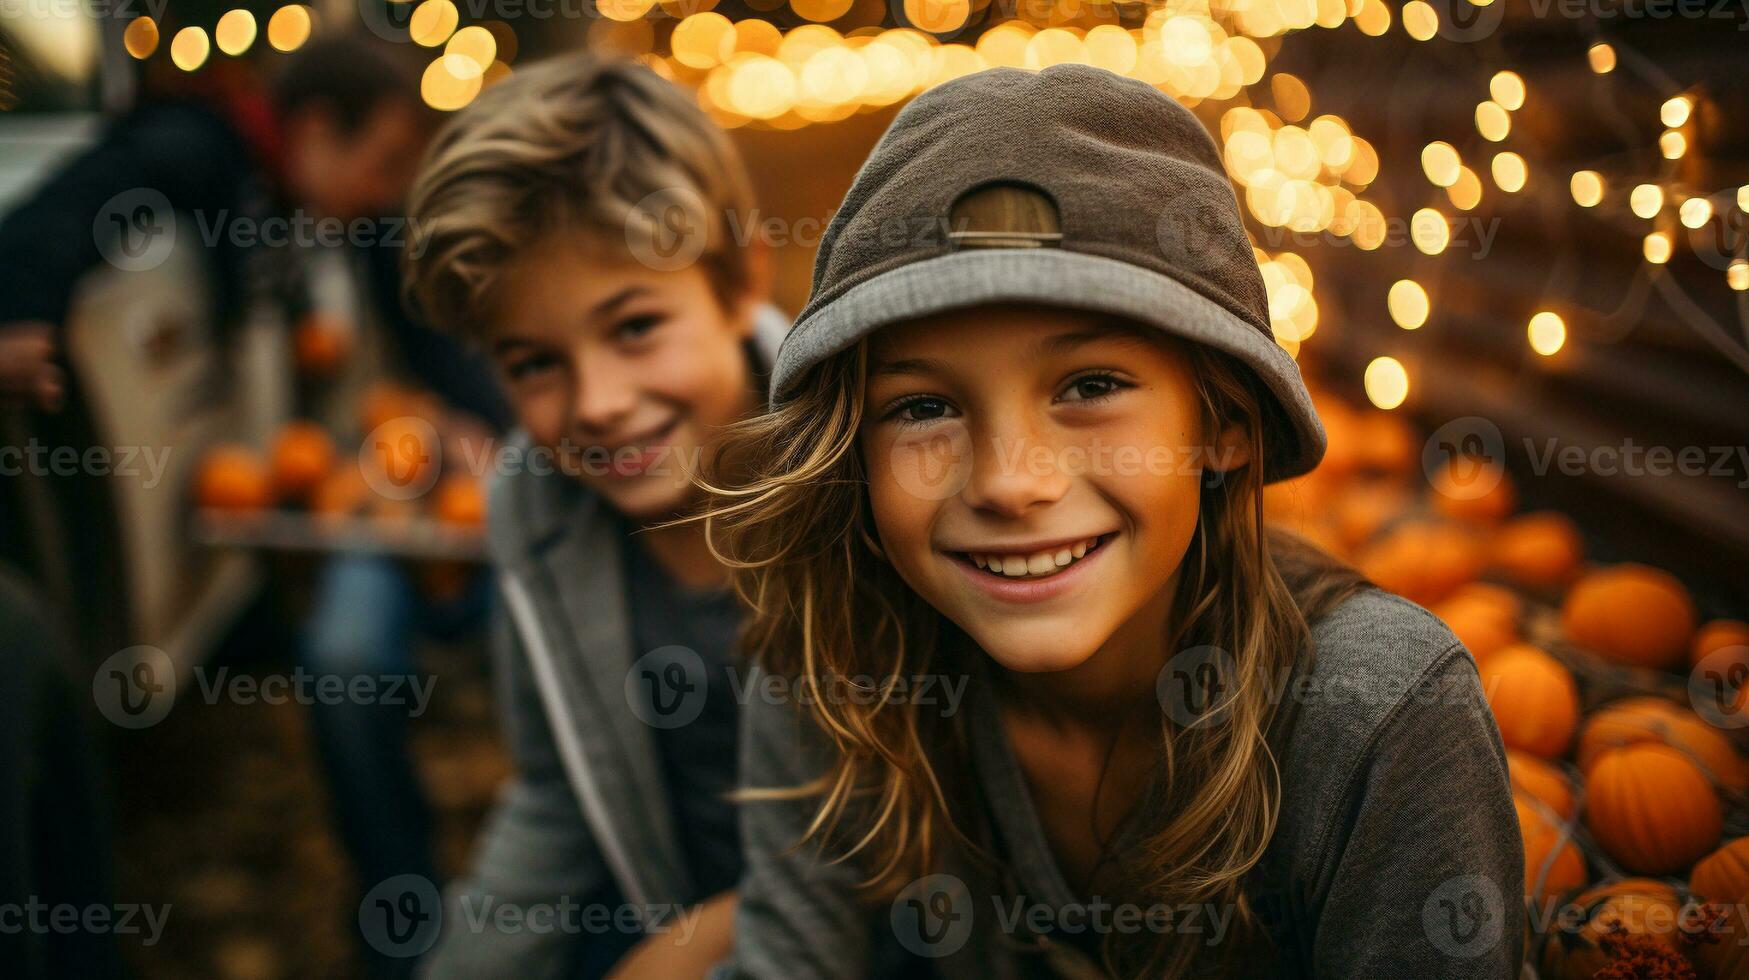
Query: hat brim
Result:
<box><xmin>771</xmin><ymin>248</ymin><xmax>1326</xmax><ymax>483</ymax></box>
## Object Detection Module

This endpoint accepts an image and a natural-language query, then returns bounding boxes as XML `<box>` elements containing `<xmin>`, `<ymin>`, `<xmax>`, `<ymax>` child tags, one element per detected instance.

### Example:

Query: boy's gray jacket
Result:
<box><xmin>422</xmin><ymin>308</ymin><xmax>787</xmax><ymax>979</ymax></box>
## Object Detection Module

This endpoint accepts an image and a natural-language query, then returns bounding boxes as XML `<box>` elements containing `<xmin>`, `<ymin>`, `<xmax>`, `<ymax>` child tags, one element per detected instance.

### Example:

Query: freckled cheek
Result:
<box><xmin>861</xmin><ymin>439</ymin><xmax>944</xmax><ymax>582</ymax></box>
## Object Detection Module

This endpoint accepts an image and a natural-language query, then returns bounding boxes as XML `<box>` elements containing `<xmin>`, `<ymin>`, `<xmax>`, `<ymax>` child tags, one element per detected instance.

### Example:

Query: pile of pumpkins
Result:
<box><xmin>191</xmin><ymin>382</ymin><xmax>485</xmax><ymax>531</ymax></box>
<box><xmin>1266</xmin><ymin>389</ymin><xmax>1749</xmax><ymax>979</ymax></box>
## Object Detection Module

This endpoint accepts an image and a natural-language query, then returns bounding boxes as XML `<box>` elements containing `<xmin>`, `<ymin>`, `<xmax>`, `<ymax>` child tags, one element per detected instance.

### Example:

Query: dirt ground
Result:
<box><xmin>107</xmin><ymin>636</ymin><xmax>508</xmax><ymax>980</ymax></box>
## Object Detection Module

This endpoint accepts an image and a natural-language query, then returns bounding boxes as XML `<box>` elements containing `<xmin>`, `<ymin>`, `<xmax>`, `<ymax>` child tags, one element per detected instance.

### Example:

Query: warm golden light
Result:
<box><xmin>1411</xmin><ymin>208</ymin><xmax>1449</xmax><ymax>255</ymax></box>
<box><xmin>1421</xmin><ymin>141</ymin><xmax>1461</xmax><ymax>187</ymax></box>
<box><xmin>422</xmin><ymin>53</ymin><xmax>483</xmax><ymax>110</ymax></box>
<box><xmin>1489</xmin><ymin>71</ymin><xmax>1525</xmax><ymax>111</ymax></box>
<box><xmin>445</xmin><ymin>25</ymin><xmax>496</xmax><ymax>73</ymax></box>
<box><xmin>1660</xmin><ymin>130</ymin><xmax>1687</xmax><ymax>159</ymax></box>
<box><xmin>1570</xmin><ymin>170</ymin><xmax>1603</xmax><ymax>207</ymax></box>
<box><xmin>170</xmin><ymin>26</ymin><xmax>210</xmax><ymax>71</ymax></box>
<box><xmin>267</xmin><ymin>5</ymin><xmax>313</xmax><ymax>52</ymax></box>
<box><xmin>1642</xmin><ymin>231</ymin><xmax>1672</xmax><ymax>264</ymax></box>
<box><xmin>1661</xmin><ymin>95</ymin><xmax>1692</xmax><ymax>128</ymax></box>
<box><xmin>124</xmin><ymin>17</ymin><xmax>159</xmax><ymax>59</ymax></box>
<box><xmin>1364</xmin><ymin>356</ymin><xmax>1409</xmax><ymax>410</ymax></box>
<box><xmin>1679</xmin><ymin>197</ymin><xmax>1713</xmax><ymax>229</ymax></box>
<box><xmin>1729</xmin><ymin>259</ymin><xmax>1749</xmax><ymax>292</ymax></box>
<box><xmin>1491</xmin><ymin>152</ymin><xmax>1526</xmax><ymax>193</ymax></box>
<box><xmin>1447</xmin><ymin>166</ymin><xmax>1482</xmax><ymax>211</ymax></box>
<box><xmin>215</xmin><ymin>10</ymin><xmax>256</xmax><ymax>56</ymax></box>
<box><xmin>1475</xmin><ymin>101</ymin><xmax>1511</xmax><ymax>142</ymax></box>
<box><xmin>1401</xmin><ymin>1</ymin><xmax>1438</xmax><ymax>40</ymax></box>
<box><xmin>1528</xmin><ymin>311</ymin><xmax>1565</xmax><ymax>356</ymax></box>
<box><xmin>1388</xmin><ymin>280</ymin><xmax>1429</xmax><ymax>330</ymax></box>
<box><xmin>409</xmin><ymin>0</ymin><xmax>459</xmax><ymax>46</ymax></box>
<box><xmin>1587</xmin><ymin>42</ymin><xmax>1616</xmax><ymax>74</ymax></box>
<box><xmin>1630</xmin><ymin>184</ymin><xmax>1664</xmax><ymax>219</ymax></box>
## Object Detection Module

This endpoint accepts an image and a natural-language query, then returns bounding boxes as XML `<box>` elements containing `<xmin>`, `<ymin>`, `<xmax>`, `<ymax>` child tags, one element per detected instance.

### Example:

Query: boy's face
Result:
<box><xmin>859</xmin><ymin>304</ymin><xmax>1248</xmax><ymax>675</ymax></box>
<box><xmin>284</xmin><ymin>100</ymin><xmax>428</xmax><ymax>221</ymax></box>
<box><xmin>491</xmin><ymin>237</ymin><xmax>757</xmax><ymax>523</ymax></box>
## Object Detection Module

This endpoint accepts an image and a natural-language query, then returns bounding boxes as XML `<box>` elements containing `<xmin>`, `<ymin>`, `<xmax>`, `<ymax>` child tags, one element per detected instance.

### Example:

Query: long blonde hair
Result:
<box><xmin>697</xmin><ymin>190</ymin><xmax>1364</xmax><ymax>978</ymax></box>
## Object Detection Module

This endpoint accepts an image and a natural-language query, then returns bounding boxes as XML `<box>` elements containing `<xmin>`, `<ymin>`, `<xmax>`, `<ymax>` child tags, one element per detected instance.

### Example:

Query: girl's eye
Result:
<box><xmin>505</xmin><ymin>354</ymin><xmax>562</xmax><ymax>382</ymax></box>
<box><xmin>1058</xmin><ymin>372</ymin><xmax>1129</xmax><ymax>404</ymax></box>
<box><xmin>884</xmin><ymin>396</ymin><xmax>958</xmax><ymax>426</ymax></box>
<box><xmin>615</xmin><ymin>315</ymin><xmax>663</xmax><ymax>343</ymax></box>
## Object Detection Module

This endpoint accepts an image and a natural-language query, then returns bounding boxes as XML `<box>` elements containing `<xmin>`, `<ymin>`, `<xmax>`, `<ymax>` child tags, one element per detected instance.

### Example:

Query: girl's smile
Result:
<box><xmin>944</xmin><ymin>530</ymin><xmax>1118</xmax><ymax>602</ymax></box>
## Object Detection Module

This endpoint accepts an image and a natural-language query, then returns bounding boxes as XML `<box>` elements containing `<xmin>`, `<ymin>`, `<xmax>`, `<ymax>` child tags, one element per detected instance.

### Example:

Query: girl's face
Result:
<box><xmin>860</xmin><ymin>304</ymin><xmax>1249</xmax><ymax>674</ymax></box>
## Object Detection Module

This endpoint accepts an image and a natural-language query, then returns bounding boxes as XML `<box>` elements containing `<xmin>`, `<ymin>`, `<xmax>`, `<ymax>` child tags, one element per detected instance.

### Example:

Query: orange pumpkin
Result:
<box><xmin>1357</xmin><ymin>520</ymin><xmax>1486</xmax><ymax>607</ymax></box>
<box><xmin>294</xmin><ymin>313</ymin><xmax>350</xmax><ymax>379</ymax></box>
<box><xmin>1490</xmin><ymin>512</ymin><xmax>1584</xmax><ymax>593</ymax></box>
<box><xmin>1432</xmin><ymin>595</ymin><xmax>1519</xmax><ymax>663</ymax></box>
<box><xmin>1561</xmin><ymin>563</ymin><xmax>1697</xmax><ymax>670</ymax></box>
<box><xmin>1585</xmin><ymin>743</ymin><xmax>1721</xmax><ymax>875</ymax></box>
<box><xmin>1691</xmin><ymin>838</ymin><xmax>1749</xmax><ymax>904</ymax></box>
<box><xmin>1429</xmin><ymin>456</ymin><xmax>1517</xmax><ymax>524</ymax></box>
<box><xmin>358</xmin><ymin>382</ymin><xmax>427</xmax><ymax>437</ymax></box>
<box><xmin>1509</xmin><ymin>749</ymin><xmax>1577</xmax><ymax>821</ymax></box>
<box><xmin>1477</xmin><ymin>645</ymin><xmax>1579</xmax><ymax>759</ymax></box>
<box><xmin>1538</xmin><ymin>879</ymin><xmax>1686</xmax><ymax>980</ymax></box>
<box><xmin>1332</xmin><ymin>481</ymin><xmax>1410</xmax><ymax>551</ymax></box>
<box><xmin>1691</xmin><ymin>619</ymin><xmax>1749</xmax><ymax>671</ymax></box>
<box><xmin>194</xmin><ymin>444</ymin><xmax>273</xmax><ymax>513</ymax></box>
<box><xmin>1353</xmin><ymin>411</ymin><xmax>1417</xmax><ymax>474</ymax></box>
<box><xmin>1517</xmin><ymin>796</ymin><xmax>1585</xmax><ymax>903</ymax></box>
<box><xmin>1577</xmin><ymin>697</ymin><xmax>1746</xmax><ymax>793</ymax></box>
<box><xmin>269</xmin><ymin>421</ymin><xmax>335</xmax><ymax>502</ymax></box>
<box><xmin>432</xmin><ymin>474</ymin><xmax>486</xmax><ymax>528</ymax></box>
<box><xmin>311</xmin><ymin>466</ymin><xmax>370</xmax><ymax>524</ymax></box>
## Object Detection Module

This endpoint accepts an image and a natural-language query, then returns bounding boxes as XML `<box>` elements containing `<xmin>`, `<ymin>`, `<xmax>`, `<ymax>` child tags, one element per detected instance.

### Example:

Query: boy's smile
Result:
<box><xmin>860</xmin><ymin>303</ymin><xmax>1251</xmax><ymax>676</ymax></box>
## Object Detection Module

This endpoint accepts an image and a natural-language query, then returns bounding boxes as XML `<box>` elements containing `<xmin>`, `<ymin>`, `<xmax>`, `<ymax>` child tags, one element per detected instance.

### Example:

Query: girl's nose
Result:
<box><xmin>959</xmin><ymin>420</ymin><xmax>1070</xmax><ymax>519</ymax></box>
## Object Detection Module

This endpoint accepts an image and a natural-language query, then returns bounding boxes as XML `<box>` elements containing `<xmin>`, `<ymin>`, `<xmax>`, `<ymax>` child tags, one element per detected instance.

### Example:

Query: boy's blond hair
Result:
<box><xmin>404</xmin><ymin>54</ymin><xmax>755</xmax><ymax>339</ymax></box>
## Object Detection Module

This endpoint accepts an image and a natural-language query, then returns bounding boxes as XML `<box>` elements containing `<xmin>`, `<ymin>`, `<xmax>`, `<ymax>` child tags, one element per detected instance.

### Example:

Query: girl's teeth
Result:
<box><xmin>972</xmin><ymin>537</ymin><xmax>1103</xmax><ymax>578</ymax></box>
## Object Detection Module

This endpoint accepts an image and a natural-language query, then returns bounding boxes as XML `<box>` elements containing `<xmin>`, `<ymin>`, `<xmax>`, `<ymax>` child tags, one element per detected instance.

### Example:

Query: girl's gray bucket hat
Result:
<box><xmin>770</xmin><ymin>63</ymin><xmax>1325</xmax><ymax>483</ymax></box>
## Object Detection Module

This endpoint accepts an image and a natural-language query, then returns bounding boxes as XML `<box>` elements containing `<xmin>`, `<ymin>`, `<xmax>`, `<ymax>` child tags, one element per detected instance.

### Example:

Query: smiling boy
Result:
<box><xmin>403</xmin><ymin>55</ymin><xmax>781</xmax><ymax>979</ymax></box>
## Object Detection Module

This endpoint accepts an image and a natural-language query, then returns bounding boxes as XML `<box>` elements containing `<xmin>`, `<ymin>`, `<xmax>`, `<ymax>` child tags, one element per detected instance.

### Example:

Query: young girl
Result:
<box><xmin>702</xmin><ymin>64</ymin><xmax>1523</xmax><ymax>978</ymax></box>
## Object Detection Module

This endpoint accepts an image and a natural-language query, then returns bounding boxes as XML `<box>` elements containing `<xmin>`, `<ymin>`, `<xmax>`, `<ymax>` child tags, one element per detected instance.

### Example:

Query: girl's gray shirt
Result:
<box><xmin>723</xmin><ymin>587</ymin><xmax>1526</xmax><ymax>979</ymax></box>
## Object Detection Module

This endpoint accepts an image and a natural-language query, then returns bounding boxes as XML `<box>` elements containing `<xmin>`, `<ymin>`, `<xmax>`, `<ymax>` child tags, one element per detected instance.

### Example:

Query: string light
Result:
<box><xmin>123</xmin><ymin>17</ymin><xmax>158</xmax><ymax>59</ymax></box>
<box><xmin>1570</xmin><ymin>171</ymin><xmax>1604</xmax><ymax>207</ymax></box>
<box><xmin>1410</xmin><ymin>208</ymin><xmax>1450</xmax><ymax>255</ymax></box>
<box><xmin>1679</xmin><ymin>197</ymin><xmax>1713</xmax><ymax>229</ymax></box>
<box><xmin>1587</xmin><ymin>42</ymin><xmax>1616</xmax><ymax>73</ymax></box>
<box><xmin>1388</xmin><ymin>279</ymin><xmax>1429</xmax><ymax>329</ymax></box>
<box><xmin>1729</xmin><ymin>260</ymin><xmax>1749</xmax><ymax>292</ymax></box>
<box><xmin>1491</xmin><ymin>152</ymin><xmax>1527</xmax><ymax>193</ymax></box>
<box><xmin>266</xmin><ymin>6</ymin><xmax>313</xmax><ymax>52</ymax></box>
<box><xmin>1421</xmin><ymin>141</ymin><xmax>1461</xmax><ymax>187</ymax></box>
<box><xmin>170</xmin><ymin>26</ymin><xmax>209</xmax><ymax>71</ymax></box>
<box><xmin>1528</xmin><ymin>311</ymin><xmax>1566</xmax><ymax>356</ymax></box>
<box><xmin>1630</xmin><ymin>184</ymin><xmax>1664</xmax><ymax>219</ymax></box>
<box><xmin>214</xmin><ymin>10</ymin><xmax>256</xmax><ymax>56</ymax></box>
<box><xmin>1660</xmin><ymin>96</ymin><xmax>1692</xmax><ymax>128</ymax></box>
<box><xmin>1364</xmin><ymin>356</ymin><xmax>1410</xmax><ymax>410</ymax></box>
<box><xmin>1643</xmin><ymin>231</ymin><xmax>1672</xmax><ymax>264</ymax></box>
<box><xmin>1489</xmin><ymin>71</ymin><xmax>1526</xmax><ymax>111</ymax></box>
<box><xmin>1476</xmin><ymin>101</ymin><xmax>1511</xmax><ymax>142</ymax></box>
<box><xmin>1660</xmin><ymin>130</ymin><xmax>1688</xmax><ymax>159</ymax></box>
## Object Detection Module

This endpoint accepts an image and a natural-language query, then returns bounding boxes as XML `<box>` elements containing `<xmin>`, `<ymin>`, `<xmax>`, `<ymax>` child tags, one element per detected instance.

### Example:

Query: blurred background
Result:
<box><xmin>1</xmin><ymin>0</ymin><xmax>1747</xmax><ymax>976</ymax></box>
